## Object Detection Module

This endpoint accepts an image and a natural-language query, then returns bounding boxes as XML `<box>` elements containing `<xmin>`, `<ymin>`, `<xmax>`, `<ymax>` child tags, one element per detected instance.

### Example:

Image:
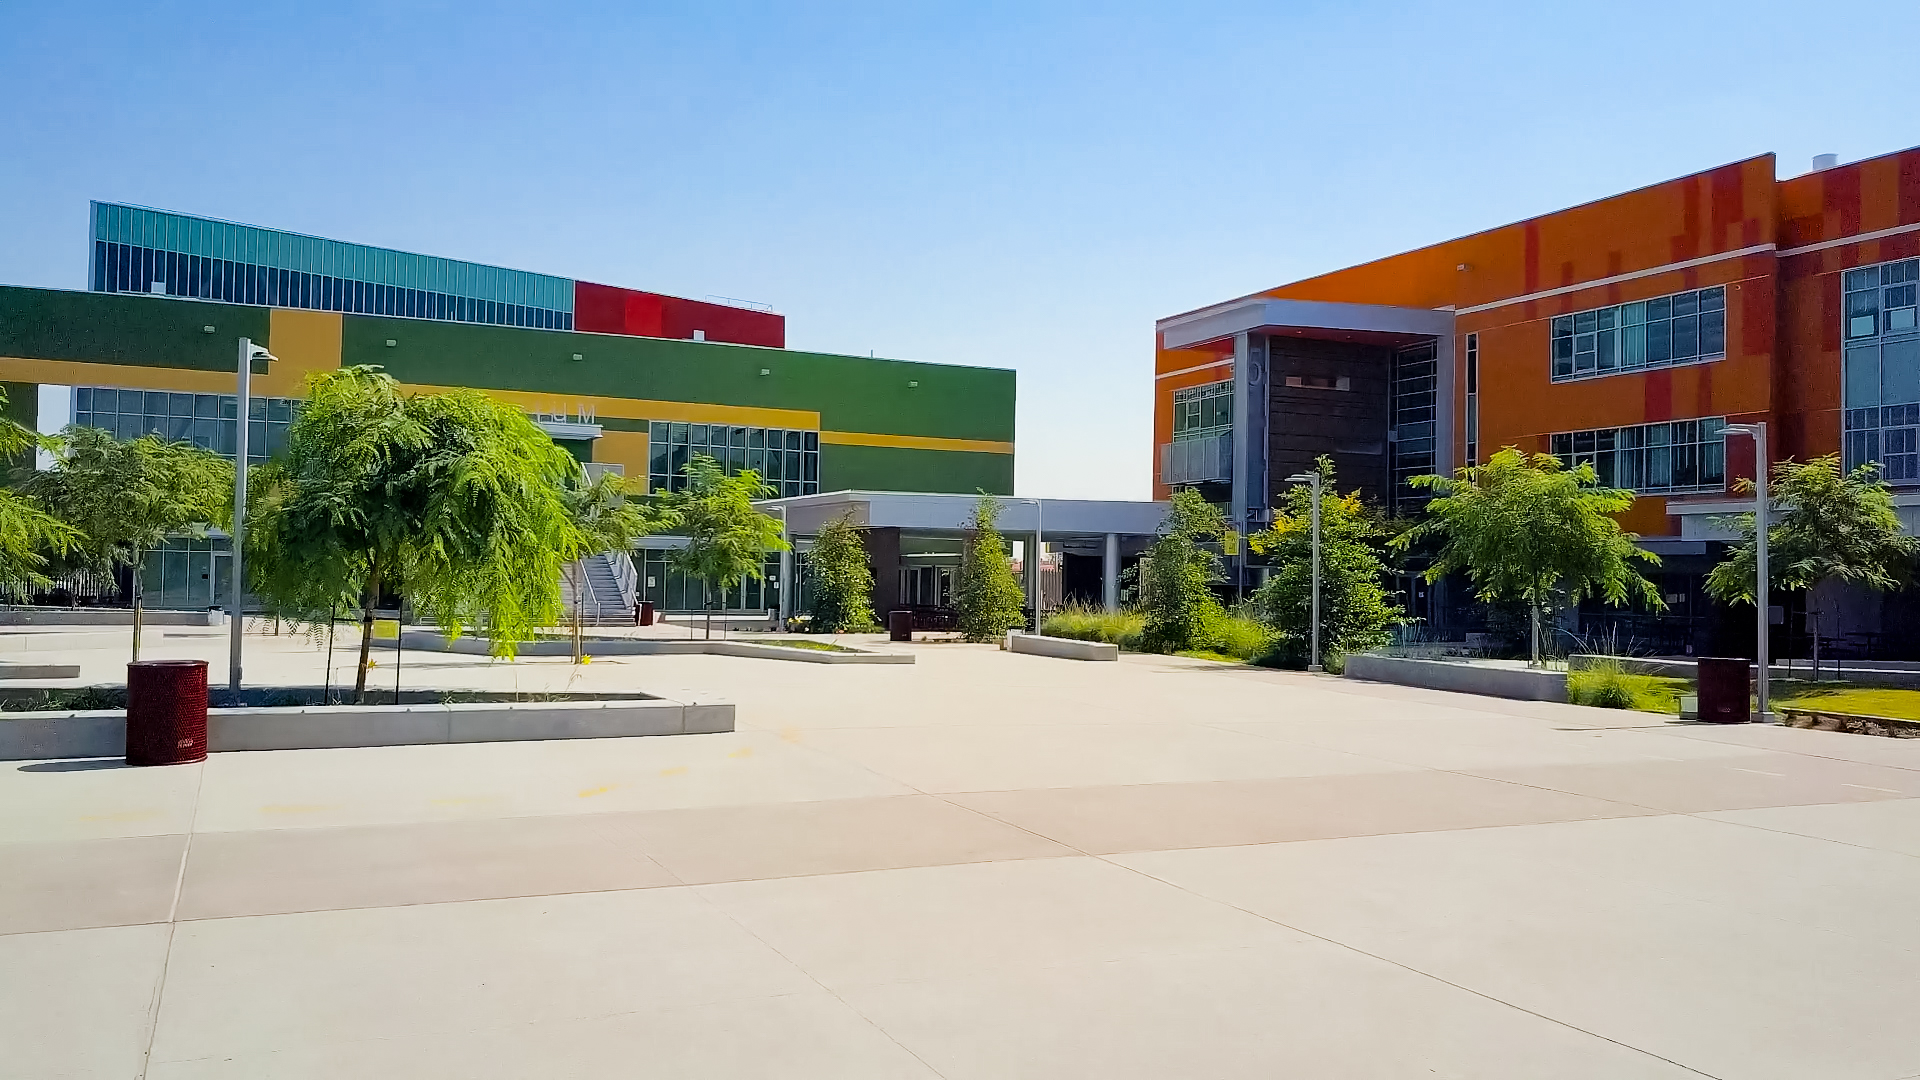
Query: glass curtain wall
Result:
<box><xmin>89</xmin><ymin>202</ymin><xmax>574</xmax><ymax>330</ymax></box>
<box><xmin>646</xmin><ymin>422</ymin><xmax>820</xmax><ymax>498</ymax></box>
<box><xmin>1843</xmin><ymin>257</ymin><xmax>1920</xmax><ymax>482</ymax></box>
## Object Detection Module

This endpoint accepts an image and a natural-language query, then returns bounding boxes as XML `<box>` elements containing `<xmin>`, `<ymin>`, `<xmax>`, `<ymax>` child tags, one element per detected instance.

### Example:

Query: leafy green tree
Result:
<box><xmin>1140</xmin><ymin>488</ymin><xmax>1227</xmax><ymax>653</ymax></box>
<box><xmin>807</xmin><ymin>511</ymin><xmax>876</xmax><ymax>633</ymax></box>
<box><xmin>654</xmin><ymin>454</ymin><xmax>788</xmax><ymax>639</ymax></box>
<box><xmin>0</xmin><ymin>390</ymin><xmax>82</xmax><ymax>599</ymax></box>
<box><xmin>1396</xmin><ymin>446</ymin><xmax>1661</xmax><ymax>666</ymax></box>
<box><xmin>23</xmin><ymin>425</ymin><xmax>233</xmax><ymax>660</ymax></box>
<box><xmin>1249</xmin><ymin>456</ymin><xmax>1405</xmax><ymax>666</ymax></box>
<box><xmin>247</xmin><ymin>367</ymin><xmax>583</xmax><ymax>699</ymax></box>
<box><xmin>561</xmin><ymin>468</ymin><xmax>670</xmax><ymax>662</ymax></box>
<box><xmin>955</xmin><ymin>496</ymin><xmax>1026</xmax><ymax>642</ymax></box>
<box><xmin>1706</xmin><ymin>454</ymin><xmax>1918</xmax><ymax>665</ymax></box>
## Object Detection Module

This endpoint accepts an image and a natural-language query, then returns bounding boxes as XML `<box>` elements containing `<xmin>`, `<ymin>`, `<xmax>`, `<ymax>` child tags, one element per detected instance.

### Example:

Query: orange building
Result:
<box><xmin>1154</xmin><ymin>145</ymin><xmax>1920</xmax><ymax>652</ymax></box>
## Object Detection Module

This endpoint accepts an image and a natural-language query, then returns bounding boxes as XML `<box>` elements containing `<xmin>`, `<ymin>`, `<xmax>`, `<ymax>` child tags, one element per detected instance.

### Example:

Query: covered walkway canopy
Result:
<box><xmin>756</xmin><ymin>490</ymin><xmax>1169</xmax><ymax>618</ymax></box>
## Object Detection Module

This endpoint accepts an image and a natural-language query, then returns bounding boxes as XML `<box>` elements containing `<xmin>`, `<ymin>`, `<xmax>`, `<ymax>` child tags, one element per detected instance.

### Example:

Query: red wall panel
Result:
<box><xmin>572</xmin><ymin>281</ymin><xmax>784</xmax><ymax>348</ymax></box>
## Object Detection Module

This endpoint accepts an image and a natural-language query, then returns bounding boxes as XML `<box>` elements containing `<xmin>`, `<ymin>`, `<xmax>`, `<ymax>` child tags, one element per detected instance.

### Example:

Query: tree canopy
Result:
<box><xmin>1396</xmin><ymin>446</ymin><xmax>1661</xmax><ymax>664</ymax></box>
<box><xmin>1140</xmin><ymin>488</ymin><xmax>1227</xmax><ymax>653</ymax></box>
<box><xmin>1705</xmin><ymin>455</ymin><xmax>1917</xmax><ymax>637</ymax></box>
<box><xmin>807</xmin><ymin>511</ymin><xmax>876</xmax><ymax>633</ymax></box>
<box><xmin>23</xmin><ymin>424</ymin><xmax>233</xmax><ymax>659</ymax></box>
<box><xmin>955</xmin><ymin>495</ymin><xmax>1026</xmax><ymax>642</ymax></box>
<box><xmin>246</xmin><ymin>366</ymin><xmax>586</xmax><ymax>695</ymax></box>
<box><xmin>1249</xmin><ymin>456</ymin><xmax>1404</xmax><ymax>665</ymax></box>
<box><xmin>0</xmin><ymin>389</ymin><xmax>82</xmax><ymax>598</ymax></box>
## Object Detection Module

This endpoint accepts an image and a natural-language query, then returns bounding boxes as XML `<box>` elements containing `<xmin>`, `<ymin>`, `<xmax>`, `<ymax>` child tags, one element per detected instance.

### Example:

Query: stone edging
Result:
<box><xmin>1779</xmin><ymin>708</ymin><xmax>1920</xmax><ymax>739</ymax></box>
<box><xmin>1003</xmin><ymin>632</ymin><xmax>1119</xmax><ymax>661</ymax></box>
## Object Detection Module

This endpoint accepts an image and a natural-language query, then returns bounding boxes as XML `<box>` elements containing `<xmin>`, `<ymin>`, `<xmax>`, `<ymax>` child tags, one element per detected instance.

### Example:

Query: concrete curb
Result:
<box><xmin>0</xmin><ymin>661</ymin><xmax>82</xmax><ymax>679</ymax></box>
<box><xmin>0</xmin><ymin>631</ymin><xmax>139</xmax><ymax>654</ymax></box>
<box><xmin>1004</xmin><ymin>632</ymin><xmax>1120</xmax><ymax>661</ymax></box>
<box><xmin>402</xmin><ymin>631</ymin><xmax>914</xmax><ymax>665</ymax></box>
<box><xmin>1344</xmin><ymin>653</ymin><xmax>1567</xmax><ymax>702</ymax></box>
<box><xmin>0</xmin><ymin>697</ymin><xmax>733</xmax><ymax>760</ymax></box>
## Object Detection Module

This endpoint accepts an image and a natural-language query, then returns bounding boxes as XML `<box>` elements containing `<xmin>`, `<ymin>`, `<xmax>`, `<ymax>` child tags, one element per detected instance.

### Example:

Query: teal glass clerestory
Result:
<box><xmin>88</xmin><ymin>202</ymin><xmax>574</xmax><ymax>330</ymax></box>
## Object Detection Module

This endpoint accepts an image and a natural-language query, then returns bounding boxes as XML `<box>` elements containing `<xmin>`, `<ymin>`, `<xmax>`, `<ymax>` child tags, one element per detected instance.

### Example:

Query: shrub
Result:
<box><xmin>956</xmin><ymin>497</ymin><xmax>1027</xmax><ymax>642</ymax></box>
<box><xmin>1201</xmin><ymin>608</ymin><xmax>1278</xmax><ymax>661</ymax></box>
<box><xmin>1568</xmin><ymin>657</ymin><xmax>1689</xmax><ymax>713</ymax></box>
<box><xmin>807</xmin><ymin>511</ymin><xmax>876</xmax><ymax>633</ymax></box>
<box><xmin>1140</xmin><ymin>490</ymin><xmax>1227</xmax><ymax>653</ymax></box>
<box><xmin>1041</xmin><ymin>603</ymin><xmax>1145</xmax><ymax>649</ymax></box>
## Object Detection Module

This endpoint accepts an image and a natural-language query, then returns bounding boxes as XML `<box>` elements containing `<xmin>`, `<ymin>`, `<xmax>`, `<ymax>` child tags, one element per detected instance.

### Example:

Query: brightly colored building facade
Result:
<box><xmin>1154</xmin><ymin>145</ymin><xmax>1920</xmax><ymax>654</ymax></box>
<box><xmin>2</xmin><ymin>207</ymin><xmax>1015</xmax><ymax>612</ymax></box>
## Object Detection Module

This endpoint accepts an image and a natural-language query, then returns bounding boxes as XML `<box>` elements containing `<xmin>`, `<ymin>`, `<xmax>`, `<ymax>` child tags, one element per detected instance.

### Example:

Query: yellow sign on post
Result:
<box><xmin>1223</xmin><ymin>529</ymin><xmax>1241</xmax><ymax>557</ymax></box>
<box><xmin>371</xmin><ymin>619</ymin><xmax>400</xmax><ymax>641</ymax></box>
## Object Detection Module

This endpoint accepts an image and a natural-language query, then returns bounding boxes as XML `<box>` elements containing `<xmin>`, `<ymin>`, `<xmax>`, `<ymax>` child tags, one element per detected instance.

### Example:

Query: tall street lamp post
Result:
<box><xmin>230</xmin><ymin>337</ymin><xmax>277</xmax><ymax>691</ymax></box>
<box><xmin>1724</xmin><ymin>422</ymin><xmax>1770</xmax><ymax>721</ymax></box>
<box><xmin>1283</xmin><ymin>470</ymin><xmax>1323</xmax><ymax>673</ymax></box>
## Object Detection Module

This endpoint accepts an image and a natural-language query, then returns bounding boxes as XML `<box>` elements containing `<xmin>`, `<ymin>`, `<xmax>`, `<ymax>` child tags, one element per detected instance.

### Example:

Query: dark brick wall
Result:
<box><xmin>1265</xmin><ymin>337</ymin><xmax>1393</xmax><ymax>504</ymax></box>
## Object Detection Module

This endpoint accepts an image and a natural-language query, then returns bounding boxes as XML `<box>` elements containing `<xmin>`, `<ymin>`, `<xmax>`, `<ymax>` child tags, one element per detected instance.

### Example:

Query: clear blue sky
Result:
<box><xmin>4</xmin><ymin>2</ymin><xmax>1916</xmax><ymax>499</ymax></box>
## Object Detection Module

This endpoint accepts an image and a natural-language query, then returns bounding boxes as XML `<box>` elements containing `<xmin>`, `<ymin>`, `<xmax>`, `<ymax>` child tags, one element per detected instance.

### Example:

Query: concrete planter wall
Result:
<box><xmin>1344</xmin><ymin>654</ymin><xmax>1568</xmax><ymax>702</ymax></box>
<box><xmin>1004</xmin><ymin>632</ymin><xmax>1120</xmax><ymax>662</ymax></box>
<box><xmin>0</xmin><ymin>609</ymin><xmax>224</xmax><ymax>627</ymax></box>
<box><xmin>0</xmin><ymin>697</ymin><xmax>733</xmax><ymax>761</ymax></box>
<box><xmin>401</xmin><ymin>631</ymin><xmax>913</xmax><ymax>665</ymax></box>
<box><xmin>1568</xmin><ymin>654</ymin><xmax>1920</xmax><ymax>690</ymax></box>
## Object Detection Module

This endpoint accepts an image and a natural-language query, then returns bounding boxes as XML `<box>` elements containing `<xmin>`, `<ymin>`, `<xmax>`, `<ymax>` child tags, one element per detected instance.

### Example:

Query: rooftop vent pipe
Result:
<box><xmin>1812</xmin><ymin>153</ymin><xmax>1839</xmax><ymax>171</ymax></box>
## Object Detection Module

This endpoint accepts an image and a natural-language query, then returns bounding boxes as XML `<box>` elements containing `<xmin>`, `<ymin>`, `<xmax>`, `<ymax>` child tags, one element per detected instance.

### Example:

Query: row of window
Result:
<box><xmin>1171</xmin><ymin>380</ymin><xmax>1232</xmax><ymax>439</ymax></box>
<box><xmin>1389</xmin><ymin>342</ymin><xmax>1437</xmax><ymax>509</ymax></box>
<box><xmin>1845</xmin><ymin>405</ymin><xmax>1920</xmax><ymax>482</ymax></box>
<box><xmin>93</xmin><ymin>241</ymin><xmax>575</xmax><ymax>331</ymax></box>
<box><xmin>646</xmin><ymin>421</ymin><xmax>820</xmax><ymax>499</ymax></box>
<box><xmin>73</xmin><ymin>386</ymin><xmax>296</xmax><ymax>465</ymax></box>
<box><xmin>1550</xmin><ymin>286</ymin><xmax>1726</xmax><ymax>380</ymax></box>
<box><xmin>1464</xmin><ymin>333</ymin><xmax>1480</xmax><ymax>466</ymax></box>
<box><xmin>634</xmin><ymin>551</ymin><xmax>784</xmax><ymax>613</ymax></box>
<box><xmin>1844</xmin><ymin>258</ymin><xmax>1919</xmax><ymax>340</ymax></box>
<box><xmin>1551</xmin><ymin>418</ymin><xmax>1727</xmax><ymax>494</ymax></box>
<box><xmin>92</xmin><ymin>202</ymin><xmax>574</xmax><ymax>310</ymax></box>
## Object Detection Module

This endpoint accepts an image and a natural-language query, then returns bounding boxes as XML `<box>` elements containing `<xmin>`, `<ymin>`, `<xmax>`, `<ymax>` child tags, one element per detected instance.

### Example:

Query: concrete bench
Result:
<box><xmin>1004</xmin><ymin>632</ymin><xmax>1120</xmax><ymax>662</ymax></box>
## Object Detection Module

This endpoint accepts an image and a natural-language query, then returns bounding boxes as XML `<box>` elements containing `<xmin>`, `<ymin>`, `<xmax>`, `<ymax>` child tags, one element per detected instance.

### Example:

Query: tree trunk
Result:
<box><xmin>571</xmin><ymin>562</ymin><xmax>584</xmax><ymax>664</ymax></box>
<box><xmin>1529</xmin><ymin>598</ymin><xmax>1542</xmax><ymax>667</ymax></box>
<box><xmin>704</xmin><ymin>581</ymin><xmax>712</xmax><ymax>640</ymax></box>
<box><xmin>355</xmin><ymin>559</ymin><xmax>381</xmax><ymax>704</ymax></box>
<box><xmin>130</xmin><ymin>548</ymin><xmax>144</xmax><ymax>663</ymax></box>
<box><xmin>1809</xmin><ymin>592</ymin><xmax>1822</xmax><ymax>681</ymax></box>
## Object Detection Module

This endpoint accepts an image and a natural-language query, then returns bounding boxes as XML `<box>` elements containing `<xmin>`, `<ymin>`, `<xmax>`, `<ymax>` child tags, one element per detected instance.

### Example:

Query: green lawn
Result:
<box><xmin>1776</xmin><ymin>687</ymin><xmax>1920</xmax><ymax>722</ymax></box>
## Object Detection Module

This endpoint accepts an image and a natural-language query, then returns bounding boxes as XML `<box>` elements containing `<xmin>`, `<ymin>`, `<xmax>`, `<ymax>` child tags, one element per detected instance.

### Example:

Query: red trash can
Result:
<box><xmin>637</xmin><ymin>601</ymin><xmax>656</xmax><ymax>626</ymax></box>
<box><xmin>1695</xmin><ymin>657</ymin><xmax>1751</xmax><ymax>724</ymax></box>
<box><xmin>888</xmin><ymin>609</ymin><xmax>913</xmax><ymax>642</ymax></box>
<box><xmin>125</xmin><ymin>659</ymin><xmax>209</xmax><ymax>766</ymax></box>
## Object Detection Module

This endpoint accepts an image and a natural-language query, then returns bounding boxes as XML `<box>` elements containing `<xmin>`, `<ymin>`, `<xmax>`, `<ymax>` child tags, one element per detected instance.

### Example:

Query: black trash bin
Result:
<box><xmin>1695</xmin><ymin>657</ymin><xmax>1751</xmax><ymax>724</ymax></box>
<box><xmin>126</xmin><ymin>659</ymin><xmax>210</xmax><ymax>765</ymax></box>
<box><xmin>888</xmin><ymin>609</ymin><xmax>913</xmax><ymax>642</ymax></box>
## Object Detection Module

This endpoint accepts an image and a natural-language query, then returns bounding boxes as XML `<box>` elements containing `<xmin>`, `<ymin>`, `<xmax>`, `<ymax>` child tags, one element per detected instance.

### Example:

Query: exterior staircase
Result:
<box><xmin>561</xmin><ymin>551</ymin><xmax>638</xmax><ymax>626</ymax></box>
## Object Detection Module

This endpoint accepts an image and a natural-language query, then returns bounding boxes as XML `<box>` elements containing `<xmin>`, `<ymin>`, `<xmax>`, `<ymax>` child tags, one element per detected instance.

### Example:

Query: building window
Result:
<box><xmin>72</xmin><ymin>386</ymin><xmax>296</xmax><ymax>466</ymax></box>
<box><xmin>90</xmin><ymin>238</ymin><xmax>571</xmax><ymax>331</ymax></box>
<box><xmin>1551</xmin><ymin>417</ymin><xmax>1726</xmax><ymax>494</ymax></box>
<box><xmin>1390</xmin><ymin>342</ymin><xmax>1437</xmax><ymax>510</ymax></box>
<box><xmin>647</xmin><ymin>422</ymin><xmax>819</xmax><ymax>498</ymax></box>
<box><xmin>1842</xmin><ymin>257</ymin><xmax>1920</xmax><ymax>480</ymax></box>
<box><xmin>1464</xmin><ymin>333</ymin><xmax>1480</xmax><ymax>466</ymax></box>
<box><xmin>1550</xmin><ymin>286</ymin><xmax>1726</xmax><ymax>381</ymax></box>
<box><xmin>1171</xmin><ymin>380</ymin><xmax>1232</xmax><ymax>440</ymax></box>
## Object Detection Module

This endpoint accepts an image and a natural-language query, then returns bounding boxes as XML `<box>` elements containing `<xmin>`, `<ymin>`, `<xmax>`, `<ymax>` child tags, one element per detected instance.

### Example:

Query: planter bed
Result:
<box><xmin>1</xmin><ymin>694</ymin><xmax>732</xmax><ymax>760</ymax></box>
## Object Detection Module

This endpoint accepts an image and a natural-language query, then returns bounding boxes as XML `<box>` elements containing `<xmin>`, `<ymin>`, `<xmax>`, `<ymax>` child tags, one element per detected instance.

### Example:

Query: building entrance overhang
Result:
<box><xmin>1157</xmin><ymin>297</ymin><xmax>1455</xmax><ymax>351</ymax></box>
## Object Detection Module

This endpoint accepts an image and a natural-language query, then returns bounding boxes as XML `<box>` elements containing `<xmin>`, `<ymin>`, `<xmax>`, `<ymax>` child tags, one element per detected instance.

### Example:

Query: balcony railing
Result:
<box><xmin>1160</xmin><ymin>431</ymin><xmax>1232</xmax><ymax>486</ymax></box>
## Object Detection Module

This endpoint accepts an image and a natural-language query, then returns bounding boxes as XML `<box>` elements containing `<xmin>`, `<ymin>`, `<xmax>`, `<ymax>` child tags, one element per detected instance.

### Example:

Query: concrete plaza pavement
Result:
<box><xmin>5</xmin><ymin>630</ymin><xmax>1920</xmax><ymax>1078</ymax></box>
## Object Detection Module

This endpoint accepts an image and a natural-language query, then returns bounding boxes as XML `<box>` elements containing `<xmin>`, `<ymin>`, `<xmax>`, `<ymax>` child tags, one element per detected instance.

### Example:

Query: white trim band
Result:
<box><xmin>1777</xmin><ymin>221</ymin><xmax>1920</xmax><ymax>259</ymax></box>
<box><xmin>1455</xmin><ymin>243</ymin><xmax>1776</xmax><ymax>316</ymax></box>
<box><xmin>1154</xmin><ymin>358</ymin><xmax>1234</xmax><ymax>381</ymax></box>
